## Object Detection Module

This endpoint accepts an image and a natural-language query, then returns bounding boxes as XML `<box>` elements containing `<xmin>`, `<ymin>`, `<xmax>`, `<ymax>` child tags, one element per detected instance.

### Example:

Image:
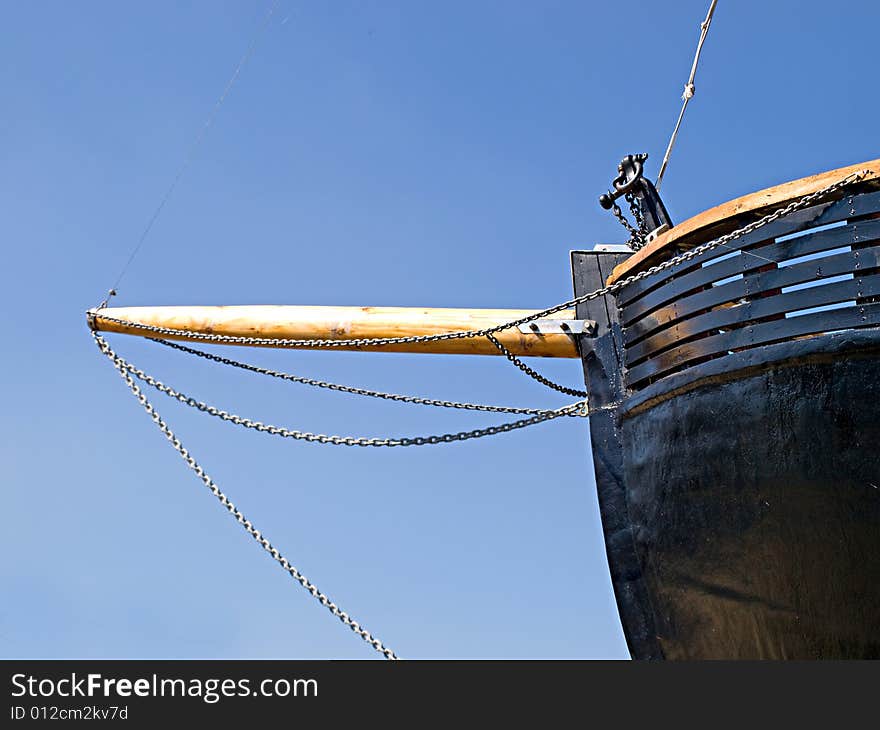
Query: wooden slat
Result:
<box><xmin>625</xmin><ymin>274</ymin><xmax>880</xmax><ymax>366</ymax></box>
<box><xmin>626</xmin><ymin>302</ymin><xmax>880</xmax><ymax>386</ymax></box>
<box><xmin>607</xmin><ymin>158</ymin><xmax>880</xmax><ymax>286</ymax></box>
<box><xmin>622</xmin><ymin>245</ymin><xmax>880</xmax><ymax>343</ymax></box>
<box><xmin>614</xmin><ymin>190</ymin><xmax>880</xmax><ymax>307</ymax></box>
<box><xmin>89</xmin><ymin>305</ymin><xmax>581</xmax><ymax>358</ymax></box>
<box><xmin>621</xmin><ymin>218</ymin><xmax>880</xmax><ymax>327</ymax></box>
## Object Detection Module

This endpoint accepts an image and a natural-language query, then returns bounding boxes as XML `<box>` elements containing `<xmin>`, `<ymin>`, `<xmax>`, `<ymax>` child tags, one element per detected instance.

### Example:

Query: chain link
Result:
<box><xmin>90</xmin><ymin>169</ymin><xmax>867</xmax><ymax>355</ymax></box>
<box><xmin>625</xmin><ymin>190</ymin><xmax>646</xmax><ymax>236</ymax></box>
<box><xmin>608</xmin><ymin>198</ymin><xmax>645</xmax><ymax>249</ymax></box>
<box><xmin>95</xmin><ymin>334</ymin><xmax>591</xmax><ymax>447</ymax></box>
<box><xmin>486</xmin><ymin>334</ymin><xmax>587</xmax><ymax>397</ymax></box>
<box><xmin>150</xmin><ymin>338</ymin><xmax>576</xmax><ymax>417</ymax></box>
<box><xmin>95</xmin><ymin>332</ymin><xmax>399</xmax><ymax>659</ymax></box>
<box><xmin>623</xmin><ymin>191</ymin><xmax>648</xmax><ymax>249</ymax></box>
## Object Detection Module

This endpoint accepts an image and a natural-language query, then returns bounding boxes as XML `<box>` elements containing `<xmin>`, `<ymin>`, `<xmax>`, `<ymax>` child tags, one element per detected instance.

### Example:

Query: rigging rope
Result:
<box><xmin>655</xmin><ymin>0</ymin><xmax>718</xmax><ymax>190</ymax></box>
<box><xmin>106</xmin><ymin>0</ymin><xmax>281</xmax><ymax>303</ymax></box>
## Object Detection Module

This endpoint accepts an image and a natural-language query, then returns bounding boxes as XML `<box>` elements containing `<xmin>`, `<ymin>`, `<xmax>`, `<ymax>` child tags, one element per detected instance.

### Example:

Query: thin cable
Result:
<box><xmin>655</xmin><ymin>0</ymin><xmax>718</xmax><ymax>190</ymax></box>
<box><xmin>108</xmin><ymin>0</ymin><xmax>281</xmax><ymax>299</ymax></box>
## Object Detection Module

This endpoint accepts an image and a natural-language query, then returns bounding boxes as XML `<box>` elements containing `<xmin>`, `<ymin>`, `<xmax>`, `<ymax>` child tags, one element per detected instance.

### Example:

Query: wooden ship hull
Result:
<box><xmin>91</xmin><ymin>159</ymin><xmax>880</xmax><ymax>659</ymax></box>
<box><xmin>575</xmin><ymin>160</ymin><xmax>880</xmax><ymax>658</ymax></box>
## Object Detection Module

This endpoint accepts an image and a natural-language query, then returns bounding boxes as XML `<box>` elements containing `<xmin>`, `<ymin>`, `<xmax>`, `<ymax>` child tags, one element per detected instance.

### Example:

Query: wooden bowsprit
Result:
<box><xmin>89</xmin><ymin>305</ymin><xmax>591</xmax><ymax>358</ymax></box>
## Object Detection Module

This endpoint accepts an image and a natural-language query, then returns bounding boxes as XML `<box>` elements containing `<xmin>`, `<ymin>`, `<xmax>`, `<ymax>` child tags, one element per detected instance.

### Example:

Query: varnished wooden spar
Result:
<box><xmin>89</xmin><ymin>305</ymin><xmax>581</xmax><ymax>357</ymax></box>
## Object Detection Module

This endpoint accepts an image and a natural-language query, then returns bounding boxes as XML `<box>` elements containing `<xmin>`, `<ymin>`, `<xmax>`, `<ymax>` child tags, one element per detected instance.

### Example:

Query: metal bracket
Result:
<box><xmin>589</xmin><ymin>243</ymin><xmax>634</xmax><ymax>254</ymax></box>
<box><xmin>518</xmin><ymin>319</ymin><xmax>597</xmax><ymax>335</ymax></box>
<box><xmin>645</xmin><ymin>223</ymin><xmax>670</xmax><ymax>244</ymax></box>
<box><xmin>599</xmin><ymin>154</ymin><xmax>649</xmax><ymax>211</ymax></box>
<box><xmin>599</xmin><ymin>153</ymin><xmax>674</xmax><ymax>238</ymax></box>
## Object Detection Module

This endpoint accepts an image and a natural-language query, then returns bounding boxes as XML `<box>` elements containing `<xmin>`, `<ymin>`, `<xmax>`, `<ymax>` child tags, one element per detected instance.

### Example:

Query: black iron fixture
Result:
<box><xmin>599</xmin><ymin>153</ymin><xmax>673</xmax><ymax>239</ymax></box>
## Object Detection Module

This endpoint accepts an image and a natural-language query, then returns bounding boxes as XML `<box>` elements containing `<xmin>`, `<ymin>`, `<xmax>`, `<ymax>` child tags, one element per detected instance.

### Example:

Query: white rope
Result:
<box><xmin>655</xmin><ymin>0</ymin><xmax>718</xmax><ymax>190</ymax></box>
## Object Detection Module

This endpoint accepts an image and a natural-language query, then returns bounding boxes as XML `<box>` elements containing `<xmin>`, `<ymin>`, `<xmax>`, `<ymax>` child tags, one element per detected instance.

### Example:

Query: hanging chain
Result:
<box><xmin>624</xmin><ymin>190</ymin><xmax>648</xmax><ymax>249</ymax></box>
<box><xmin>96</xmin><ymin>333</ymin><xmax>399</xmax><ymax>659</ymax></box>
<box><xmin>90</xmin><ymin>169</ymin><xmax>868</xmax><ymax>354</ymax></box>
<box><xmin>625</xmin><ymin>190</ymin><xmax>646</xmax><ymax>234</ymax></box>
<box><xmin>486</xmin><ymin>334</ymin><xmax>587</xmax><ymax>397</ymax></box>
<box><xmin>95</xmin><ymin>334</ymin><xmax>591</xmax><ymax>447</ymax></box>
<box><xmin>608</xmin><ymin>198</ymin><xmax>646</xmax><ymax>249</ymax></box>
<box><xmin>150</xmin><ymin>338</ymin><xmax>576</xmax><ymax>416</ymax></box>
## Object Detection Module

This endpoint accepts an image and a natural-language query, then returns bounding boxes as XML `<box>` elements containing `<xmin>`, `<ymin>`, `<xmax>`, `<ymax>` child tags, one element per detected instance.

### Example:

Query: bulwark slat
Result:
<box><xmin>625</xmin><ymin>302</ymin><xmax>880</xmax><ymax>387</ymax></box>
<box><xmin>621</xmin><ymin>217</ymin><xmax>880</xmax><ymax>327</ymax></box>
<box><xmin>622</xmin><ymin>245</ymin><xmax>880</xmax><ymax>345</ymax></box>
<box><xmin>625</xmin><ymin>273</ymin><xmax>880</xmax><ymax>366</ymax></box>
<box><xmin>615</xmin><ymin>189</ymin><xmax>880</xmax><ymax>308</ymax></box>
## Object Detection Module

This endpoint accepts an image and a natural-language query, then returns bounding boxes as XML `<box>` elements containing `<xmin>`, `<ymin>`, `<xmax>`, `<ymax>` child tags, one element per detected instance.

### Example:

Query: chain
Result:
<box><xmin>625</xmin><ymin>191</ymin><xmax>646</xmax><ymax>234</ymax></box>
<box><xmin>624</xmin><ymin>191</ymin><xmax>648</xmax><ymax>249</ymax></box>
<box><xmin>94</xmin><ymin>333</ymin><xmax>399</xmax><ymax>659</ymax></box>
<box><xmin>89</xmin><ymin>172</ymin><xmax>867</xmax><ymax>367</ymax></box>
<box><xmin>608</xmin><ymin>198</ymin><xmax>645</xmax><ymax>249</ymax></box>
<box><xmin>150</xmin><ymin>338</ymin><xmax>575</xmax><ymax>417</ymax></box>
<box><xmin>95</xmin><ymin>334</ymin><xmax>591</xmax><ymax>447</ymax></box>
<box><xmin>486</xmin><ymin>334</ymin><xmax>587</xmax><ymax>397</ymax></box>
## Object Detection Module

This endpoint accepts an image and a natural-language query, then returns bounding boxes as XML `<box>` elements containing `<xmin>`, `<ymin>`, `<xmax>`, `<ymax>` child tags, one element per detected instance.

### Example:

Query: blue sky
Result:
<box><xmin>2</xmin><ymin>1</ymin><xmax>878</xmax><ymax>659</ymax></box>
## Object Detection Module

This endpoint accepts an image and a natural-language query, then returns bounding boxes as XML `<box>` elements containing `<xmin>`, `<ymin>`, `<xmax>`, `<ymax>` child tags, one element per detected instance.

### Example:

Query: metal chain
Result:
<box><xmin>624</xmin><ymin>190</ymin><xmax>648</xmax><ymax>249</ymax></box>
<box><xmin>486</xmin><ymin>334</ymin><xmax>587</xmax><ymax>397</ymax></box>
<box><xmin>625</xmin><ymin>190</ymin><xmax>646</xmax><ymax>235</ymax></box>
<box><xmin>150</xmin><ymin>338</ymin><xmax>576</xmax><ymax>417</ymax></box>
<box><xmin>95</xmin><ymin>333</ymin><xmax>399</xmax><ymax>659</ymax></box>
<box><xmin>95</xmin><ymin>334</ymin><xmax>591</xmax><ymax>447</ymax></box>
<box><xmin>608</xmin><ymin>198</ymin><xmax>645</xmax><ymax>249</ymax></box>
<box><xmin>90</xmin><ymin>172</ymin><xmax>867</xmax><ymax>359</ymax></box>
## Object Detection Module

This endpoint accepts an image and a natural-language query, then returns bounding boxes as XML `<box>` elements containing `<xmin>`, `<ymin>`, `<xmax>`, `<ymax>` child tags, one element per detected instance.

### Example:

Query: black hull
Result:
<box><xmin>619</xmin><ymin>333</ymin><xmax>880</xmax><ymax>659</ymax></box>
<box><xmin>574</xmin><ymin>184</ymin><xmax>880</xmax><ymax>659</ymax></box>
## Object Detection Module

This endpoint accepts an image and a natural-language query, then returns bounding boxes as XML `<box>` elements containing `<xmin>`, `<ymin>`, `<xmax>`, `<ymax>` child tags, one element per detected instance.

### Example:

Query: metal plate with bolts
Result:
<box><xmin>517</xmin><ymin>319</ymin><xmax>597</xmax><ymax>335</ymax></box>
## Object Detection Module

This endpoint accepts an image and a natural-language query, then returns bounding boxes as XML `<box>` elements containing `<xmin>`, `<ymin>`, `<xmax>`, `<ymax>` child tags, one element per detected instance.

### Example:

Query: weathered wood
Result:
<box><xmin>89</xmin><ymin>305</ymin><xmax>581</xmax><ymax>357</ymax></box>
<box><xmin>607</xmin><ymin>157</ymin><xmax>880</xmax><ymax>285</ymax></box>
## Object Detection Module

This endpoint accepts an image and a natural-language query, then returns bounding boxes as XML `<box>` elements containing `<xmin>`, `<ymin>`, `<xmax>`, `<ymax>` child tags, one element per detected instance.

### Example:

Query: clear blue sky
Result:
<box><xmin>2</xmin><ymin>1</ymin><xmax>877</xmax><ymax>659</ymax></box>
